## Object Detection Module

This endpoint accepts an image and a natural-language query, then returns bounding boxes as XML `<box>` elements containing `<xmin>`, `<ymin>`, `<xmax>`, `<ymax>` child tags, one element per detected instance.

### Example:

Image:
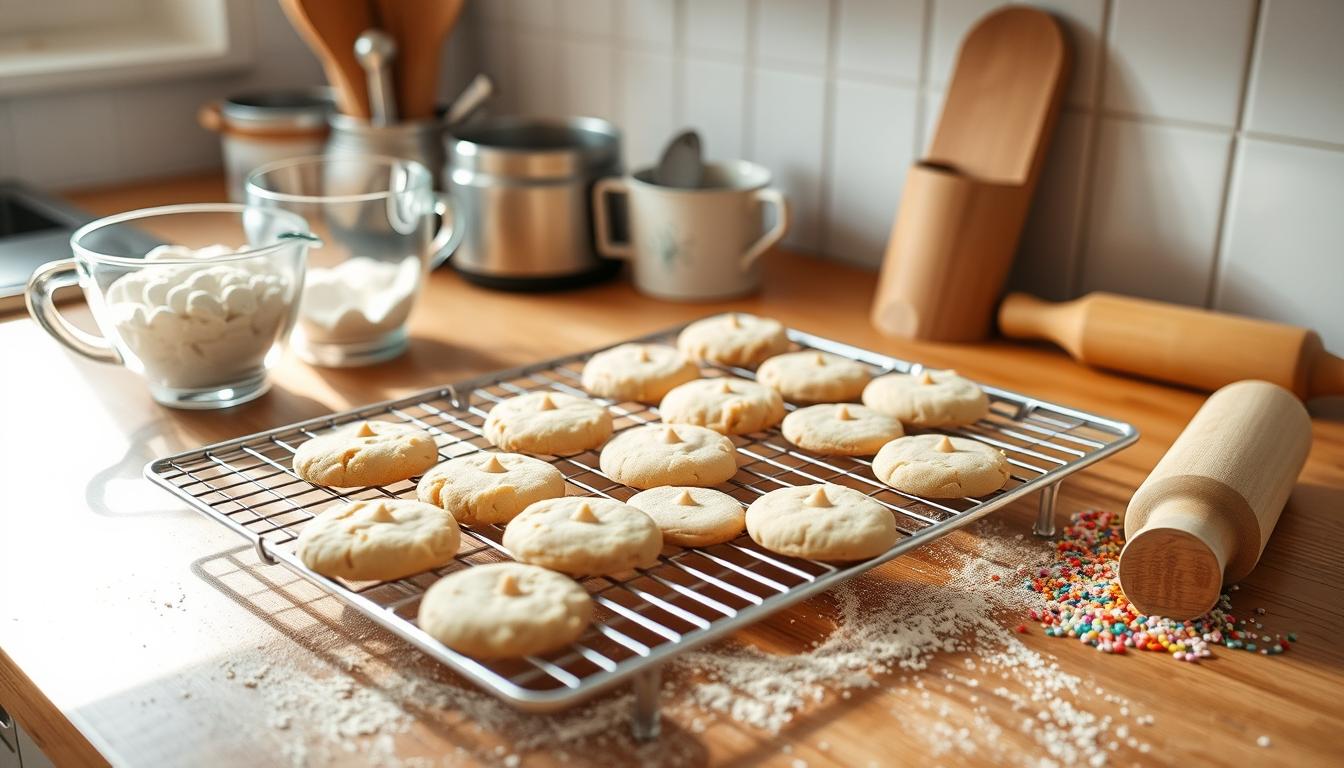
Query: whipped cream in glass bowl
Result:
<box><xmin>26</xmin><ymin>204</ymin><xmax>317</xmax><ymax>409</ymax></box>
<box><xmin>245</xmin><ymin>155</ymin><xmax>458</xmax><ymax>367</ymax></box>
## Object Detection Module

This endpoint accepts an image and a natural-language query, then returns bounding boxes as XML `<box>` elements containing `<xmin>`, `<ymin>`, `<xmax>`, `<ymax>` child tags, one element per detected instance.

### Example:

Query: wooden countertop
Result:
<box><xmin>2</xmin><ymin>174</ymin><xmax>1341</xmax><ymax>767</ymax></box>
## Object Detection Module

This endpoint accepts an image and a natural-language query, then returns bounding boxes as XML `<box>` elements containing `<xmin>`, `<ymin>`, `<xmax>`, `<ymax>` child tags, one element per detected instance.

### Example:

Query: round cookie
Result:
<box><xmin>658</xmin><ymin>377</ymin><xmax>785</xmax><ymax>435</ymax></box>
<box><xmin>483</xmin><ymin>391</ymin><xmax>613</xmax><ymax>455</ymax></box>
<box><xmin>872</xmin><ymin>434</ymin><xmax>1010</xmax><ymax>498</ymax></box>
<box><xmin>296</xmin><ymin>498</ymin><xmax>460</xmax><ymax>581</ymax></box>
<box><xmin>502</xmin><ymin>497</ymin><xmax>663</xmax><ymax>575</ymax></box>
<box><xmin>417</xmin><ymin>452</ymin><xmax>566</xmax><ymax>526</ymax></box>
<box><xmin>418</xmin><ymin>563</ymin><xmax>593</xmax><ymax>659</ymax></box>
<box><xmin>781</xmin><ymin>403</ymin><xmax>904</xmax><ymax>456</ymax></box>
<box><xmin>745</xmin><ymin>484</ymin><xmax>897</xmax><ymax>562</ymax></box>
<box><xmin>581</xmin><ymin>343</ymin><xmax>700</xmax><ymax>403</ymax></box>
<box><xmin>676</xmin><ymin>313</ymin><xmax>790</xmax><ymax>368</ymax></box>
<box><xmin>293</xmin><ymin>420</ymin><xmax>439</xmax><ymax>488</ymax></box>
<box><xmin>627</xmin><ymin>486</ymin><xmax>745</xmax><ymax>547</ymax></box>
<box><xmin>599</xmin><ymin>424</ymin><xmax>738</xmax><ymax>489</ymax></box>
<box><xmin>755</xmin><ymin>351</ymin><xmax>873</xmax><ymax>404</ymax></box>
<box><xmin>861</xmin><ymin>369</ymin><xmax>990</xmax><ymax>427</ymax></box>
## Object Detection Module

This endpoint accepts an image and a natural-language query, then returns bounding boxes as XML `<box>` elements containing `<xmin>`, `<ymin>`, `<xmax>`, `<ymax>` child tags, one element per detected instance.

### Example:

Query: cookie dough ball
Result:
<box><xmin>297</xmin><ymin>499</ymin><xmax>460</xmax><ymax>581</ymax></box>
<box><xmin>745</xmin><ymin>484</ymin><xmax>897</xmax><ymax>561</ymax></box>
<box><xmin>781</xmin><ymin>403</ymin><xmax>904</xmax><ymax>456</ymax></box>
<box><xmin>599</xmin><ymin>424</ymin><xmax>738</xmax><ymax>490</ymax></box>
<box><xmin>658</xmin><ymin>377</ymin><xmax>785</xmax><ymax>435</ymax></box>
<box><xmin>483</xmin><ymin>391</ymin><xmax>613</xmax><ymax>455</ymax></box>
<box><xmin>861</xmin><ymin>369</ymin><xmax>990</xmax><ymax>427</ymax></box>
<box><xmin>756</xmin><ymin>351</ymin><xmax>872</xmax><ymax>404</ymax></box>
<box><xmin>581</xmin><ymin>343</ymin><xmax>700</xmax><ymax>403</ymax></box>
<box><xmin>502</xmin><ymin>497</ymin><xmax>662</xmax><ymax>576</ymax></box>
<box><xmin>676</xmin><ymin>313</ymin><xmax>790</xmax><ymax>368</ymax></box>
<box><xmin>872</xmin><ymin>434</ymin><xmax>1010</xmax><ymax>498</ymax></box>
<box><xmin>293</xmin><ymin>420</ymin><xmax>439</xmax><ymax>488</ymax></box>
<box><xmin>417</xmin><ymin>452</ymin><xmax>566</xmax><ymax>525</ymax></box>
<box><xmin>418</xmin><ymin>563</ymin><xmax>593</xmax><ymax>659</ymax></box>
<box><xmin>627</xmin><ymin>486</ymin><xmax>745</xmax><ymax>547</ymax></box>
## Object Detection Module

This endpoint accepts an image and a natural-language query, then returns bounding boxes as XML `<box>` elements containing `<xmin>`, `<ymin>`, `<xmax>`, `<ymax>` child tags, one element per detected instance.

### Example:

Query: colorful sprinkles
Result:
<box><xmin>1023</xmin><ymin>509</ymin><xmax>1295</xmax><ymax>661</ymax></box>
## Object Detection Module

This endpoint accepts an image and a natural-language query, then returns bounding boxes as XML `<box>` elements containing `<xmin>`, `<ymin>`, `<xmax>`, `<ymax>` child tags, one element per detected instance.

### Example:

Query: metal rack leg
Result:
<box><xmin>1034</xmin><ymin>483</ymin><xmax>1059</xmax><ymax>538</ymax></box>
<box><xmin>630</xmin><ymin>668</ymin><xmax>662</xmax><ymax>742</ymax></box>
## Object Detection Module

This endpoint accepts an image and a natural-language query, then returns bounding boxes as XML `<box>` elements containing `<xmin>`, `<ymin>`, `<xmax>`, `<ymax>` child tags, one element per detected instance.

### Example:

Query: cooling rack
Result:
<box><xmin>146</xmin><ymin>322</ymin><xmax>1138</xmax><ymax>739</ymax></box>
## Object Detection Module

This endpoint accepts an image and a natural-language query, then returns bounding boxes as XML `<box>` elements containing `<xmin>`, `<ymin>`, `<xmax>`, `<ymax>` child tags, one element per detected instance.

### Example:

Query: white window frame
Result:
<box><xmin>0</xmin><ymin>0</ymin><xmax>254</xmax><ymax>96</ymax></box>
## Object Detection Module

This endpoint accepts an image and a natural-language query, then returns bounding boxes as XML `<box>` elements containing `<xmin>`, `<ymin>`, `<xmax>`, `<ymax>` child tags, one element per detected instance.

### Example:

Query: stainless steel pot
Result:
<box><xmin>446</xmin><ymin>116</ymin><xmax>622</xmax><ymax>289</ymax></box>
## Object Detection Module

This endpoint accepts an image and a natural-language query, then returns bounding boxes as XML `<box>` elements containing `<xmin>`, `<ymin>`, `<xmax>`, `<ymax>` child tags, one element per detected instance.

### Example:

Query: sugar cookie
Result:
<box><xmin>483</xmin><ymin>391</ymin><xmax>613</xmax><ymax>455</ymax></box>
<box><xmin>676</xmin><ymin>313</ymin><xmax>790</xmax><ymax>368</ymax></box>
<box><xmin>872</xmin><ymin>434</ymin><xmax>1010</xmax><ymax>498</ymax></box>
<box><xmin>861</xmin><ymin>369</ymin><xmax>990</xmax><ymax>427</ymax></box>
<box><xmin>581</xmin><ymin>343</ymin><xmax>700</xmax><ymax>403</ymax></box>
<box><xmin>599</xmin><ymin>424</ymin><xmax>737</xmax><ymax>489</ymax></box>
<box><xmin>756</xmin><ymin>351</ymin><xmax>873</xmax><ymax>404</ymax></box>
<box><xmin>745</xmin><ymin>484</ymin><xmax>897</xmax><ymax>561</ymax></box>
<box><xmin>658</xmin><ymin>377</ymin><xmax>785</xmax><ymax>435</ymax></box>
<box><xmin>417</xmin><ymin>452</ymin><xmax>566</xmax><ymax>525</ymax></box>
<box><xmin>781</xmin><ymin>403</ymin><xmax>904</xmax><ymax>456</ymax></box>
<box><xmin>296</xmin><ymin>499</ymin><xmax>460</xmax><ymax>581</ymax></box>
<box><xmin>502</xmin><ymin>497</ymin><xmax>662</xmax><ymax>575</ymax></box>
<box><xmin>418</xmin><ymin>563</ymin><xmax>593</xmax><ymax>659</ymax></box>
<box><xmin>293</xmin><ymin>420</ymin><xmax>439</xmax><ymax>488</ymax></box>
<box><xmin>626</xmin><ymin>486</ymin><xmax>745</xmax><ymax>547</ymax></box>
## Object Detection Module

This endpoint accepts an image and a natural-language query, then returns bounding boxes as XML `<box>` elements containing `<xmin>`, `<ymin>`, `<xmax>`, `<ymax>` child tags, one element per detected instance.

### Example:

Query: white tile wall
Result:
<box><xmin>1081</xmin><ymin>118</ymin><xmax>1231</xmax><ymax>305</ymax></box>
<box><xmin>1216</xmin><ymin>139</ymin><xmax>1344</xmax><ymax>349</ymax></box>
<box><xmin>1103</xmin><ymin>0</ymin><xmax>1256</xmax><ymax>127</ymax></box>
<box><xmin>4</xmin><ymin>0</ymin><xmax>1341</xmax><ymax>345</ymax></box>
<box><xmin>1243</xmin><ymin>0</ymin><xmax>1344</xmax><ymax>146</ymax></box>
<box><xmin>825</xmin><ymin>81</ymin><xmax>918</xmax><ymax>266</ymax></box>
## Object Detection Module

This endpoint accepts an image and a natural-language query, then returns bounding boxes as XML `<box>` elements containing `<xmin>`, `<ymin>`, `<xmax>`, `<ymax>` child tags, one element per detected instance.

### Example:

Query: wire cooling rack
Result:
<box><xmin>146</xmin><ymin>322</ymin><xmax>1137</xmax><ymax>738</ymax></box>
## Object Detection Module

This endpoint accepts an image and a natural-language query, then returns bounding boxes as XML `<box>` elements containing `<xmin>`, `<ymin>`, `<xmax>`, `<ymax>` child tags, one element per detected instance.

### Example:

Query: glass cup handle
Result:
<box><xmin>429</xmin><ymin>193</ymin><xmax>463</xmax><ymax>269</ymax></box>
<box><xmin>25</xmin><ymin>259</ymin><xmax>122</xmax><ymax>364</ymax></box>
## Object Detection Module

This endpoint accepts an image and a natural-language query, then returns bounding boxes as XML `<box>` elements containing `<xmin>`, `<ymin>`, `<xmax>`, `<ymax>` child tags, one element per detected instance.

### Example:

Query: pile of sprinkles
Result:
<box><xmin>1025</xmin><ymin>508</ymin><xmax>1295</xmax><ymax>661</ymax></box>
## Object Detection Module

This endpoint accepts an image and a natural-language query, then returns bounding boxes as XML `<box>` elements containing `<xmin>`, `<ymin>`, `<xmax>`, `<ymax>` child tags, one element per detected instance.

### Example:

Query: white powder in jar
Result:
<box><xmin>105</xmin><ymin>244</ymin><xmax>295</xmax><ymax>390</ymax></box>
<box><xmin>299</xmin><ymin>256</ymin><xmax>421</xmax><ymax>344</ymax></box>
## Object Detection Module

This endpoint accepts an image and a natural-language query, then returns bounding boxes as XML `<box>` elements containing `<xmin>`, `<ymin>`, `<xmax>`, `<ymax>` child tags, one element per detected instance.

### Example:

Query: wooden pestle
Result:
<box><xmin>1118</xmin><ymin>380</ymin><xmax>1311</xmax><ymax>619</ymax></box>
<box><xmin>998</xmin><ymin>292</ymin><xmax>1344</xmax><ymax>400</ymax></box>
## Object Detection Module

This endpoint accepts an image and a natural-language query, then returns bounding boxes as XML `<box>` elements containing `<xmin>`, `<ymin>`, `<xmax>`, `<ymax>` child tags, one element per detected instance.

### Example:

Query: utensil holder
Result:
<box><xmin>871</xmin><ymin>6</ymin><xmax>1068</xmax><ymax>343</ymax></box>
<box><xmin>326</xmin><ymin>113</ymin><xmax>446</xmax><ymax>188</ymax></box>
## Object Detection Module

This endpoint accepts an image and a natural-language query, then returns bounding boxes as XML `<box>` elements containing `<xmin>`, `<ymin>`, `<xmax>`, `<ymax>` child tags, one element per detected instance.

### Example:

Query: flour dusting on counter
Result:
<box><xmin>215</xmin><ymin>521</ymin><xmax>1155</xmax><ymax>767</ymax></box>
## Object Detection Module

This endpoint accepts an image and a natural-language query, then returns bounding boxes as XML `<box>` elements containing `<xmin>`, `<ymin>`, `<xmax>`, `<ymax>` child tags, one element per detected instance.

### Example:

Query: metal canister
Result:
<box><xmin>446</xmin><ymin>116</ymin><xmax>622</xmax><ymax>290</ymax></box>
<box><xmin>199</xmin><ymin>89</ymin><xmax>333</xmax><ymax>202</ymax></box>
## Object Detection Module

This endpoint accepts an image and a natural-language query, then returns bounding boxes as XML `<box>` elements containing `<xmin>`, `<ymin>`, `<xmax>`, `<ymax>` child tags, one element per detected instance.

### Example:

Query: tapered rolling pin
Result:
<box><xmin>998</xmin><ymin>292</ymin><xmax>1344</xmax><ymax>400</ymax></box>
<box><xmin>1118</xmin><ymin>380</ymin><xmax>1311</xmax><ymax>619</ymax></box>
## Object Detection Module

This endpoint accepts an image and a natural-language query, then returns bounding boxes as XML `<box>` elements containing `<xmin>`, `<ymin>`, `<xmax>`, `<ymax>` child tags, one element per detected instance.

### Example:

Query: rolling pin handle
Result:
<box><xmin>1034</xmin><ymin>482</ymin><xmax>1059</xmax><ymax>538</ymax></box>
<box><xmin>998</xmin><ymin>293</ymin><xmax>1086</xmax><ymax>359</ymax></box>
<box><xmin>630</xmin><ymin>667</ymin><xmax>662</xmax><ymax>742</ymax></box>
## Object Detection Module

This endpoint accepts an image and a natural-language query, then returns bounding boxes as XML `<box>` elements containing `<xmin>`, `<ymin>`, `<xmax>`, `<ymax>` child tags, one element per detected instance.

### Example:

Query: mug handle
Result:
<box><xmin>428</xmin><ymin>193</ymin><xmax>463</xmax><ymax>269</ymax></box>
<box><xmin>592</xmin><ymin>177</ymin><xmax>633</xmax><ymax>259</ymax></box>
<box><xmin>740</xmin><ymin>187</ymin><xmax>790</xmax><ymax>270</ymax></box>
<box><xmin>25</xmin><ymin>259</ymin><xmax>122</xmax><ymax>364</ymax></box>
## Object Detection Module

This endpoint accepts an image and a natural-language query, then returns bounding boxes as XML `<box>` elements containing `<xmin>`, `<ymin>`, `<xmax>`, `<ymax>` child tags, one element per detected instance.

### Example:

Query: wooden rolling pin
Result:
<box><xmin>1118</xmin><ymin>380</ymin><xmax>1311</xmax><ymax>619</ymax></box>
<box><xmin>998</xmin><ymin>292</ymin><xmax>1344</xmax><ymax>400</ymax></box>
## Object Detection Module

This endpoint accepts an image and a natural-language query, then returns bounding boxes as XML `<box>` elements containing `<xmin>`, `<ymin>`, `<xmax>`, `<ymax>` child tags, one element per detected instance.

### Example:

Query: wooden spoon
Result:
<box><xmin>280</xmin><ymin>0</ymin><xmax>374</xmax><ymax>119</ymax></box>
<box><xmin>376</xmin><ymin>0</ymin><xmax>466</xmax><ymax>120</ymax></box>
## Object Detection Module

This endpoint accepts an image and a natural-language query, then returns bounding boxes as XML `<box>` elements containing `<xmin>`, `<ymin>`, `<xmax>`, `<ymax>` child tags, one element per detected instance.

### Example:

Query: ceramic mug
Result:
<box><xmin>592</xmin><ymin>161</ymin><xmax>789</xmax><ymax>301</ymax></box>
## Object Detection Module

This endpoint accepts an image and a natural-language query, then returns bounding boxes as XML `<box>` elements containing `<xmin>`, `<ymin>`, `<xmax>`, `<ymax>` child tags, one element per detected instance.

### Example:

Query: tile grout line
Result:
<box><xmin>912</xmin><ymin>0</ymin><xmax>936</xmax><ymax>158</ymax></box>
<box><xmin>742</xmin><ymin>0</ymin><xmax>759</xmax><ymax>162</ymax></box>
<box><xmin>672</xmin><ymin>0</ymin><xmax>687</xmax><ymax>127</ymax></box>
<box><xmin>1067</xmin><ymin>0</ymin><xmax>1116</xmax><ymax>299</ymax></box>
<box><xmin>815</xmin><ymin>0</ymin><xmax>841</xmax><ymax>260</ymax></box>
<box><xmin>1206</xmin><ymin>0</ymin><xmax>1265</xmax><ymax>310</ymax></box>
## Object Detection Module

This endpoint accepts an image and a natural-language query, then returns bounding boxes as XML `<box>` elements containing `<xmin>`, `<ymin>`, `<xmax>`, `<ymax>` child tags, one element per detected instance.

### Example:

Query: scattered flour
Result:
<box><xmin>214</xmin><ymin>521</ymin><xmax>1156</xmax><ymax>767</ymax></box>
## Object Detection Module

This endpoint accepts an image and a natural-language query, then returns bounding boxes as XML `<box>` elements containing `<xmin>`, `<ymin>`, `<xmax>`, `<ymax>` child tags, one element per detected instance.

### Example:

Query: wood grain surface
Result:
<box><xmin>1</xmin><ymin>174</ymin><xmax>1341</xmax><ymax>767</ymax></box>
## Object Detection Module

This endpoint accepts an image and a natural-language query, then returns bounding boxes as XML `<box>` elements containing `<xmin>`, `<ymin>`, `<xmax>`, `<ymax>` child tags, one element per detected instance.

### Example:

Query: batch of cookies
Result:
<box><xmin>285</xmin><ymin>313</ymin><xmax>1011</xmax><ymax>661</ymax></box>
